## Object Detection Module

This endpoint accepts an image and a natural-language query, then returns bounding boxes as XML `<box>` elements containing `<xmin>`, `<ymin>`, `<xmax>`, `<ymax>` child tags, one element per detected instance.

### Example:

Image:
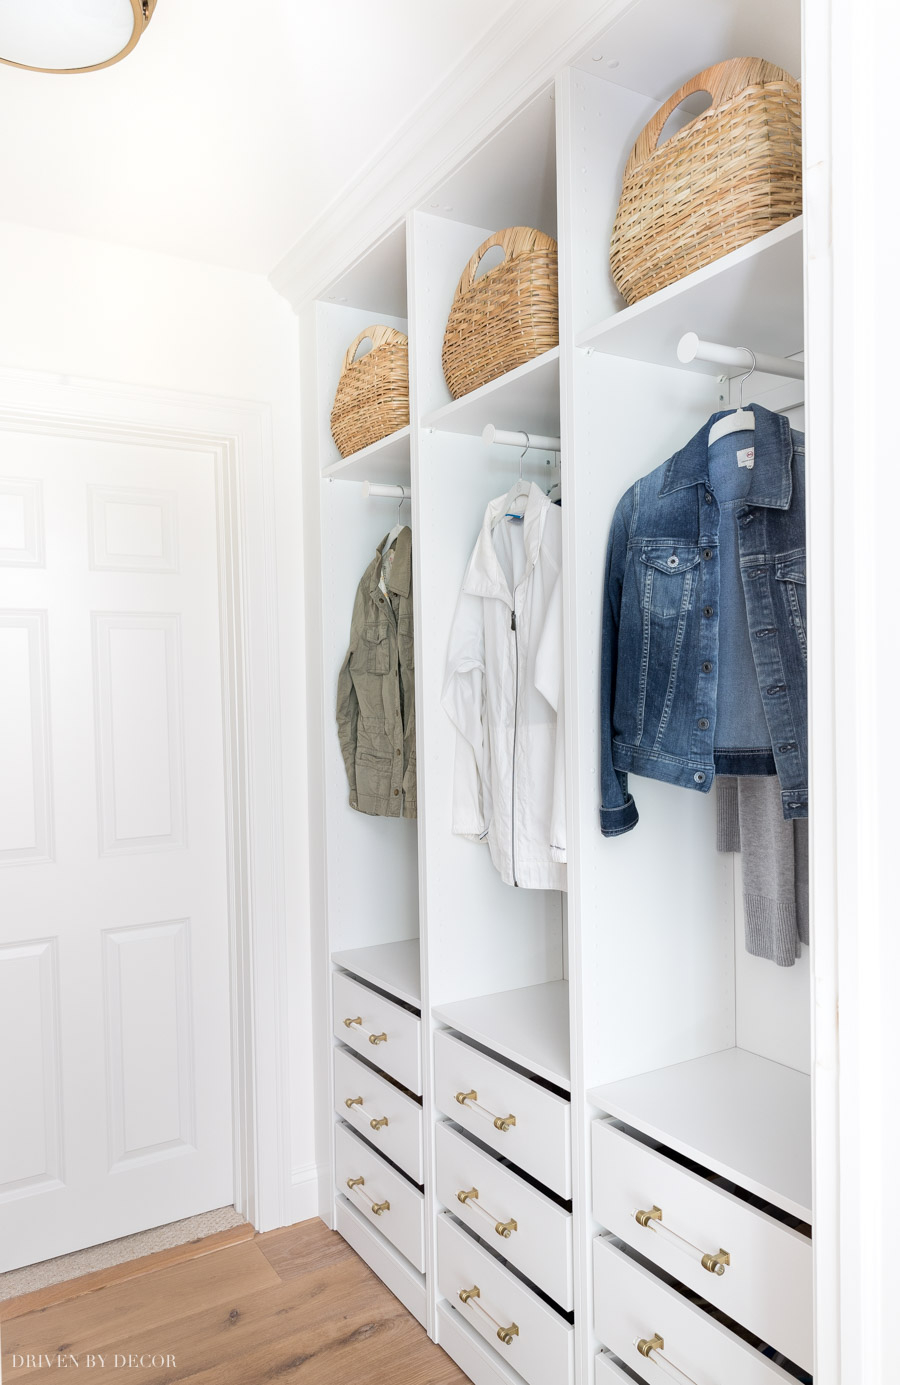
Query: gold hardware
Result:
<box><xmin>456</xmin><ymin>1089</ymin><xmax>477</xmax><ymax>1105</ymax></box>
<box><xmin>459</xmin><ymin>1286</ymin><xmax>480</xmax><ymax>1305</ymax></box>
<box><xmin>370</xmin><ymin>1116</ymin><xmax>389</xmax><ymax>1130</ymax></box>
<box><xmin>369</xmin><ymin>1032</ymin><xmax>388</xmax><ymax>1045</ymax></box>
<box><xmin>371</xmin><ymin>1199</ymin><xmax>390</xmax><ymax>1215</ymax></box>
<box><xmin>344</xmin><ymin>1016</ymin><xmax>362</xmax><ymax>1028</ymax></box>
<box><xmin>497</xmin><ymin>1323</ymin><xmax>519</xmax><ymax>1347</ymax></box>
<box><xmin>493</xmin><ymin>1113</ymin><xmax>516</xmax><ymax>1132</ymax></box>
<box><xmin>457</xmin><ymin>1187</ymin><xmax>478</xmax><ymax>1205</ymax></box>
<box><xmin>494</xmin><ymin>1218</ymin><xmax>518</xmax><ymax>1239</ymax></box>
<box><xmin>346</xmin><ymin>1176</ymin><xmax>365</xmax><ymax>1190</ymax></box>
<box><xmin>0</xmin><ymin>0</ymin><xmax>158</xmax><ymax>75</ymax></box>
<box><xmin>701</xmin><ymin>1248</ymin><xmax>731</xmax><ymax>1275</ymax></box>
<box><xmin>635</xmin><ymin>1204</ymin><xmax>663</xmax><ymax>1228</ymax></box>
<box><xmin>345</xmin><ymin>1095</ymin><xmax>363</xmax><ymax>1109</ymax></box>
<box><xmin>637</xmin><ymin>1334</ymin><xmax>664</xmax><ymax>1358</ymax></box>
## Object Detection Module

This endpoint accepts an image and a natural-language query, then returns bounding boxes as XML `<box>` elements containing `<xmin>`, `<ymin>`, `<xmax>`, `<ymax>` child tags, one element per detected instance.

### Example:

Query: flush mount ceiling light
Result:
<box><xmin>0</xmin><ymin>0</ymin><xmax>156</xmax><ymax>74</ymax></box>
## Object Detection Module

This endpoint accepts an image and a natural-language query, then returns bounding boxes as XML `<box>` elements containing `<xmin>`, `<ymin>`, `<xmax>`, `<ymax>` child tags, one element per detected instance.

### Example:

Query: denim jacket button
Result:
<box><xmin>698</xmin><ymin>719</ymin><xmax>710</xmax><ymax>730</ymax></box>
<box><xmin>703</xmin><ymin>606</ymin><xmax>713</xmax><ymax>618</ymax></box>
<box><xmin>705</xmin><ymin>493</ymin><xmax>713</xmax><ymax>504</ymax></box>
<box><xmin>702</xmin><ymin>548</ymin><xmax>713</xmax><ymax>560</ymax></box>
<box><xmin>702</xmin><ymin>661</ymin><xmax>712</xmax><ymax>673</ymax></box>
<box><xmin>693</xmin><ymin>772</ymin><xmax>706</xmax><ymax>783</ymax></box>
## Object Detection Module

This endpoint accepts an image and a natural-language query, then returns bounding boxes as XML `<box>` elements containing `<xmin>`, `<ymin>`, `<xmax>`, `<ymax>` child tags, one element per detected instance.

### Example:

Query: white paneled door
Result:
<box><xmin>0</xmin><ymin>431</ymin><xmax>233</xmax><ymax>1271</ymax></box>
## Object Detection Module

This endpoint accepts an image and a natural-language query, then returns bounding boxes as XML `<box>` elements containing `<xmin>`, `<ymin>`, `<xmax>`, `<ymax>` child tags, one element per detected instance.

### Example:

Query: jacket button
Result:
<box><xmin>698</xmin><ymin>718</ymin><xmax>710</xmax><ymax>730</ymax></box>
<box><xmin>393</xmin><ymin>788</ymin><xmax>399</xmax><ymax>796</ymax></box>
<box><xmin>396</xmin><ymin>749</ymin><xmax>401</xmax><ymax>756</ymax></box>
<box><xmin>702</xmin><ymin>548</ymin><xmax>713</xmax><ymax>560</ymax></box>
<box><xmin>705</xmin><ymin>493</ymin><xmax>713</xmax><ymax>504</ymax></box>
<box><xmin>703</xmin><ymin>606</ymin><xmax>713</xmax><ymax>618</ymax></box>
<box><xmin>694</xmin><ymin>772</ymin><xmax>706</xmax><ymax>784</ymax></box>
<box><xmin>379</xmin><ymin>597</ymin><xmax>385</xmax><ymax>604</ymax></box>
<box><xmin>702</xmin><ymin>661</ymin><xmax>712</xmax><ymax>673</ymax></box>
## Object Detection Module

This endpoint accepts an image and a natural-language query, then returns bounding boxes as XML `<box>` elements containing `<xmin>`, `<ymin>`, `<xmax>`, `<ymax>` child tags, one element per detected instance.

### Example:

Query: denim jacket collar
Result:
<box><xmin>658</xmin><ymin>403</ymin><xmax>793</xmax><ymax>510</ymax></box>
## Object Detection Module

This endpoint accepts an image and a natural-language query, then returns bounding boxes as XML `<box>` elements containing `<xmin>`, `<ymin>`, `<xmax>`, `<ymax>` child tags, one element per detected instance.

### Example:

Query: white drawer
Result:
<box><xmin>593</xmin><ymin>1236</ymin><xmax>799</xmax><ymax>1385</ymax></box>
<box><xmin>596</xmin><ymin>1354</ymin><xmax>643</xmax><ymax>1384</ymax></box>
<box><xmin>333</xmin><ymin>970</ymin><xmax>422</xmax><ymax>1095</ymax></box>
<box><xmin>438</xmin><ymin>1213</ymin><xmax>574</xmax><ymax>1385</ymax></box>
<box><xmin>436</xmin><ymin>1120</ymin><xmax>573</xmax><ymax>1311</ymax></box>
<box><xmin>334</xmin><ymin>1121</ymin><xmax>425</xmax><ymax>1273</ymax></box>
<box><xmin>434</xmin><ymin>1029</ymin><xmax>571</xmax><ymax>1198</ymax></box>
<box><xmin>334</xmin><ymin>1046</ymin><xmax>424</xmax><ymax>1184</ymax></box>
<box><xmin>592</xmin><ymin>1119</ymin><xmax>812</xmax><ymax>1371</ymax></box>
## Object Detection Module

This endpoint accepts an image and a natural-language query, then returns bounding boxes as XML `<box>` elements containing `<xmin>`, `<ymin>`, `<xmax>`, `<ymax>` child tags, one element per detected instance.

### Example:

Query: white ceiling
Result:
<box><xmin>0</xmin><ymin>0</ymin><xmax>520</xmax><ymax>274</ymax></box>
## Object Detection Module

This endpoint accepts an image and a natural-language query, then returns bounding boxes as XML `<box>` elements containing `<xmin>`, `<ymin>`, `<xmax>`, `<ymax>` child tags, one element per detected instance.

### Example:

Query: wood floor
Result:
<box><xmin>0</xmin><ymin>1219</ymin><xmax>469</xmax><ymax>1384</ymax></box>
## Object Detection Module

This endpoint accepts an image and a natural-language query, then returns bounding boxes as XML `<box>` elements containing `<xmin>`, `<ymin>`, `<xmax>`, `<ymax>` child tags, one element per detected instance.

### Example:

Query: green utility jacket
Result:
<box><xmin>336</xmin><ymin>527</ymin><xmax>416</xmax><ymax>818</ymax></box>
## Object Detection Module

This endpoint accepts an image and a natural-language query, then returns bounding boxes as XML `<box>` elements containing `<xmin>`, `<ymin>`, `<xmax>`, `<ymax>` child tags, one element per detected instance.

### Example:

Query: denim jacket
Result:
<box><xmin>600</xmin><ymin>405</ymin><xmax>807</xmax><ymax>837</ymax></box>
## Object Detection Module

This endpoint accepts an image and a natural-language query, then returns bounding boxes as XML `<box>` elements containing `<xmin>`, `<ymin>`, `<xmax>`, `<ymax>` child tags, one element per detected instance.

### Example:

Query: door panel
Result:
<box><xmin>0</xmin><ymin>430</ymin><xmax>233</xmax><ymax>1270</ymax></box>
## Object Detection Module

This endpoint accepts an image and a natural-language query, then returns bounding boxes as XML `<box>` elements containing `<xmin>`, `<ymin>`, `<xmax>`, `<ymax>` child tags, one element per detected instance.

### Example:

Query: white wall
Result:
<box><xmin>0</xmin><ymin>219</ymin><xmax>315</xmax><ymax>1223</ymax></box>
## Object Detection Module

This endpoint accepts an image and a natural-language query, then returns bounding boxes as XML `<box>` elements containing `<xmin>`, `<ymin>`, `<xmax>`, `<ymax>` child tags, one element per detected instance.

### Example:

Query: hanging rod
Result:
<box><xmin>362</xmin><ymin>482</ymin><xmax>410</xmax><ymax>499</ymax></box>
<box><xmin>482</xmin><ymin>424</ymin><xmax>562</xmax><ymax>452</ymax></box>
<box><xmin>676</xmin><ymin>332</ymin><xmax>804</xmax><ymax>381</ymax></box>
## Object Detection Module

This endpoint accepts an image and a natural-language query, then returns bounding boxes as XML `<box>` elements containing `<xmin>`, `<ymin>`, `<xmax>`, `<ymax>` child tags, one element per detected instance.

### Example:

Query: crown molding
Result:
<box><xmin>269</xmin><ymin>0</ymin><xmax>636</xmax><ymax>311</ymax></box>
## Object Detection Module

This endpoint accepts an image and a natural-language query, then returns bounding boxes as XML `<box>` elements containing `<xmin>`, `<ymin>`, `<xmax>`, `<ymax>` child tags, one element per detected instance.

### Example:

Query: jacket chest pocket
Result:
<box><xmin>640</xmin><ymin>544</ymin><xmax>701</xmax><ymax>619</ymax></box>
<box><xmin>398</xmin><ymin>615</ymin><xmax>414</xmax><ymax>670</ymax></box>
<box><xmin>776</xmin><ymin>556</ymin><xmax>807</xmax><ymax>656</ymax></box>
<box><xmin>360</xmin><ymin>619</ymin><xmax>392</xmax><ymax>674</ymax></box>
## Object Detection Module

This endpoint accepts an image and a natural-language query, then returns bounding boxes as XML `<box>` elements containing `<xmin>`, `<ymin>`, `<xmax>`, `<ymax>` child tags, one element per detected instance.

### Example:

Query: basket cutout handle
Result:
<box><xmin>342</xmin><ymin>325</ymin><xmax>408</xmax><ymax>373</ymax></box>
<box><xmin>454</xmin><ymin>227</ymin><xmax>557</xmax><ymax>301</ymax></box>
<box><xmin>625</xmin><ymin>57</ymin><xmax>798</xmax><ymax>177</ymax></box>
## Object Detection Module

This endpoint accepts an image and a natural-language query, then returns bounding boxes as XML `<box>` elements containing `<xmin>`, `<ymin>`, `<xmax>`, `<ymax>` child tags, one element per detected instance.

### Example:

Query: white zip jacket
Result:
<box><xmin>442</xmin><ymin>482</ymin><xmax>566</xmax><ymax>891</ymax></box>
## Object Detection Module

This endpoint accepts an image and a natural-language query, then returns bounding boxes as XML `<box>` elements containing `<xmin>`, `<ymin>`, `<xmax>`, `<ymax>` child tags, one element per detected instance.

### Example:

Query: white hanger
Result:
<box><xmin>708</xmin><ymin>350</ymin><xmax>757</xmax><ymax>446</ymax></box>
<box><xmin>503</xmin><ymin>434</ymin><xmax>533</xmax><ymax>520</ymax></box>
<box><xmin>385</xmin><ymin>492</ymin><xmax>409</xmax><ymax>550</ymax></box>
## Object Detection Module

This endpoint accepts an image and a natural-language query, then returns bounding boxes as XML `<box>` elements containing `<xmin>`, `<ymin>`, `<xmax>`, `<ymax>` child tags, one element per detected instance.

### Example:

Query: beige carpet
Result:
<box><xmin>0</xmin><ymin>1205</ymin><xmax>247</xmax><ymax>1300</ymax></box>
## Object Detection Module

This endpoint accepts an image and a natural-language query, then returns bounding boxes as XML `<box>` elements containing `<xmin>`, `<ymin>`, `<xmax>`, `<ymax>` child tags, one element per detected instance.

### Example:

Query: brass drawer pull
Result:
<box><xmin>634</xmin><ymin>1333</ymin><xmax>699</xmax><ymax>1384</ymax></box>
<box><xmin>458</xmin><ymin>1284</ymin><xmax>519</xmax><ymax>1347</ymax></box>
<box><xmin>454</xmin><ymin>1088</ymin><xmax>516</xmax><ymax>1133</ymax></box>
<box><xmin>633</xmin><ymin>1204</ymin><xmax>730</xmax><ymax>1276</ymax></box>
<box><xmin>345</xmin><ymin>1175</ymin><xmax>390</xmax><ymax>1216</ymax></box>
<box><xmin>343</xmin><ymin>1096</ymin><xmax>389</xmax><ymax>1131</ymax></box>
<box><xmin>456</xmin><ymin>1187</ymin><xmax>518</xmax><ymax>1239</ymax></box>
<box><xmin>343</xmin><ymin>1016</ymin><xmax>388</xmax><ymax>1045</ymax></box>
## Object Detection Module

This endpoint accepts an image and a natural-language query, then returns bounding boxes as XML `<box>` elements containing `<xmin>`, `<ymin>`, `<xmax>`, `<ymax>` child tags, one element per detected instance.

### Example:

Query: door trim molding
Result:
<box><xmin>0</xmin><ymin>367</ymin><xmax>290</xmax><ymax>1233</ymax></box>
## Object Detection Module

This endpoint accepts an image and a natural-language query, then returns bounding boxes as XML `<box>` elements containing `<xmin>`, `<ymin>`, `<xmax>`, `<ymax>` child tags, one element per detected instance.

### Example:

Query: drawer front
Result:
<box><xmin>334</xmin><ymin>1121</ymin><xmax>425</xmax><ymax>1272</ymax></box>
<box><xmin>334</xmin><ymin>1046</ymin><xmax>424</xmax><ymax>1183</ymax></box>
<box><xmin>333</xmin><ymin>970</ymin><xmax>422</xmax><ymax>1094</ymax></box>
<box><xmin>593</xmin><ymin>1236</ymin><xmax>798</xmax><ymax>1385</ymax></box>
<box><xmin>438</xmin><ymin>1213</ymin><xmax>574</xmax><ymax>1385</ymax></box>
<box><xmin>592</xmin><ymin>1119</ymin><xmax>812</xmax><ymax>1371</ymax></box>
<box><xmin>596</xmin><ymin>1355</ymin><xmax>643</xmax><ymax>1384</ymax></box>
<box><xmin>436</xmin><ymin>1120</ymin><xmax>573</xmax><ymax>1311</ymax></box>
<box><xmin>434</xmin><ymin>1029</ymin><xmax>571</xmax><ymax>1198</ymax></box>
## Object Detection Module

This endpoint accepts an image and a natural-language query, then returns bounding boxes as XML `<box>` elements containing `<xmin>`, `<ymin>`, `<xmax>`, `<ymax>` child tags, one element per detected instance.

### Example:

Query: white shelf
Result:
<box><xmin>578</xmin><ymin>219</ymin><xmax>804</xmax><ymax>373</ymax></box>
<box><xmin>422</xmin><ymin>348</ymin><xmax>560</xmax><ymax>439</ymax></box>
<box><xmin>588</xmin><ymin>1047</ymin><xmax>811</xmax><ymax>1222</ymax></box>
<box><xmin>332</xmin><ymin>938</ymin><xmax>421</xmax><ymax>1009</ymax></box>
<box><xmin>433</xmin><ymin>979</ymin><xmax>570</xmax><ymax>1090</ymax></box>
<box><xmin>322</xmin><ymin>426</ymin><xmax>411</xmax><ymax>485</ymax></box>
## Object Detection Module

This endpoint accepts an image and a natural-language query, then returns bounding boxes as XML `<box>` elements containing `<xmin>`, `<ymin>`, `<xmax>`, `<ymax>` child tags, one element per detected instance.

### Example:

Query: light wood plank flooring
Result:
<box><xmin>0</xmin><ymin>1219</ymin><xmax>469</xmax><ymax>1384</ymax></box>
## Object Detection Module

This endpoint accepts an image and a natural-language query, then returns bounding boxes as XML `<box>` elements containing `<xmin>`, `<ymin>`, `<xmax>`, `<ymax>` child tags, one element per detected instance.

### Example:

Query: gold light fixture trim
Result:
<box><xmin>0</xmin><ymin>0</ymin><xmax>157</xmax><ymax>74</ymax></box>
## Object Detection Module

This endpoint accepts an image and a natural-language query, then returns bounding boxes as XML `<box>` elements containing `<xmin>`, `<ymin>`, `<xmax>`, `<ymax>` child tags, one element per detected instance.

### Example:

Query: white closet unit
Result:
<box><xmin>300</xmin><ymin>2</ymin><xmax>822</xmax><ymax>1383</ymax></box>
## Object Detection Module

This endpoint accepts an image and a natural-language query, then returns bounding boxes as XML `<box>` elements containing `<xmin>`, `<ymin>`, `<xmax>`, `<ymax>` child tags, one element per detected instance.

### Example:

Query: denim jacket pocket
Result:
<box><xmin>640</xmin><ymin>543</ymin><xmax>701</xmax><ymax>619</ymax></box>
<box><xmin>775</xmin><ymin>555</ymin><xmax>807</xmax><ymax>656</ymax></box>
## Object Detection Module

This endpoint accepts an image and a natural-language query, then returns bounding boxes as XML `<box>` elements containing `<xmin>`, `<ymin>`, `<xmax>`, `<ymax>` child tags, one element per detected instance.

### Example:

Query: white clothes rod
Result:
<box><xmin>677</xmin><ymin>331</ymin><xmax>805</xmax><ymax>381</ymax></box>
<box><xmin>362</xmin><ymin>482</ymin><xmax>411</xmax><ymax>499</ymax></box>
<box><xmin>482</xmin><ymin>424</ymin><xmax>562</xmax><ymax>452</ymax></box>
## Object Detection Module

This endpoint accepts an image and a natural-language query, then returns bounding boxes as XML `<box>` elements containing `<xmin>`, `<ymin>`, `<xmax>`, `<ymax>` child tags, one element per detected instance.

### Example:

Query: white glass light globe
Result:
<box><xmin>0</xmin><ymin>0</ymin><xmax>147</xmax><ymax>72</ymax></box>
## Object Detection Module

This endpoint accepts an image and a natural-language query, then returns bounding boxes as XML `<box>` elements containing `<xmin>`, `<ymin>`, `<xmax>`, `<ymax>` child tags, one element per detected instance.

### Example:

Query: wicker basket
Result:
<box><xmin>610</xmin><ymin>57</ymin><xmax>802</xmax><ymax>306</ymax></box>
<box><xmin>330</xmin><ymin>326</ymin><xmax>409</xmax><ymax>459</ymax></box>
<box><xmin>442</xmin><ymin>227</ymin><xmax>558</xmax><ymax>399</ymax></box>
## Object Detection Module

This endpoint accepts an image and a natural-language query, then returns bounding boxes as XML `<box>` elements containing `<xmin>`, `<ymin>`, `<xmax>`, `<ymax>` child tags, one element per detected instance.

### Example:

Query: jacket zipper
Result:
<box><xmin>510</xmin><ymin>606</ymin><xmax>519</xmax><ymax>887</ymax></box>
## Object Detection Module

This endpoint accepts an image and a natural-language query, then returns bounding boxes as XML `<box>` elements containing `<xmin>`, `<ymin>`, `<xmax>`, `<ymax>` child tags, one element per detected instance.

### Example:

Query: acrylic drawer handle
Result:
<box><xmin>454</xmin><ymin>1089</ymin><xmax>516</xmax><ymax>1132</ymax></box>
<box><xmin>343</xmin><ymin>1016</ymin><xmax>388</xmax><ymax>1045</ymax></box>
<box><xmin>344</xmin><ymin>1096</ymin><xmax>389</xmax><ymax>1131</ymax></box>
<box><xmin>456</xmin><ymin>1187</ymin><xmax>518</xmax><ymax>1239</ymax></box>
<box><xmin>346</xmin><ymin>1175</ymin><xmax>390</xmax><ymax>1216</ymax></box>
<box><xmin>635</xmin><ymin>1334</ymin><xmax>699</xmax><ymax>1384</ymax></box>
<box><xmin>634</xmin><ymin>1204</ymin><xmax>731</xmax><ymax>1276</ymax></box>
<box><xmin>458</xmin><ymin>1286</ymin><xmax>519</xmax><ymax>1347</ymax></box>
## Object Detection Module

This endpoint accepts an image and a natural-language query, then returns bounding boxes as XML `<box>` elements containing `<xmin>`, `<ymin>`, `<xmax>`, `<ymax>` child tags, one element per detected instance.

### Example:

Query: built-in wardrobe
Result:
<box><xmin>298</xmin><ymin>3</ymin><xmax>820</xmax><ymax>1383</ymax></box>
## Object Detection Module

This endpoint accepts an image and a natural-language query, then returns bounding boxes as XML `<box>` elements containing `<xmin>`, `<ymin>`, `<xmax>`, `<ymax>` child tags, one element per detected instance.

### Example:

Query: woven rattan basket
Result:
<box><xmin>330</xmin><ymin>325</ymin><xmax>409</xmax><ymax>459</ymax></box>
<box><xmin>610</xmin><ymin>57</ymin><xmax>802</xmax><ymax>306</ymax></box>
<box><xmin>442</xmin><ymin>227</ymin><xmax>558</xmax><ymax>399</ymax></box>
